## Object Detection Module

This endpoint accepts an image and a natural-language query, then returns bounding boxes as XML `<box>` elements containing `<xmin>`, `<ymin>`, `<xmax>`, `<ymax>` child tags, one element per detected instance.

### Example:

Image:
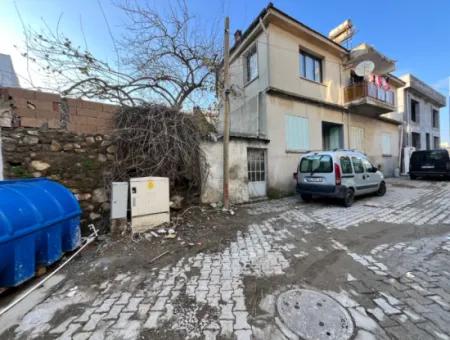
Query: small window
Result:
<box><xmin>299</xmin><ymin>155</ymin><xmax>333</xmax><ymax>173</ymax></box>
<box><xmin>382</xmin><ymin>133</ymin><xmax>392</xmax><ymax>156</ymax></box>
<box><xmin>300</xmin><ymin>51</ymin><xmax>322</xmax><ymax>83</ymax></box>
<box><xmin>352</xmin><ymin>157</ymin><xmax>364</xmax><ymax>173</ymax></box>
<box><xmin>285</xmin><ymin>115</ymin><xmax>309</xmax><ymax>151</ymax></box>
<box><xmin>432</xmin><ymin>109</ymin><xmax>439</xmax><ymax>128</ymax></box>
<box><xmin>340</xmin><ymin>156</ymin><xmax>353</xmax><ymax>174</ymax></box>
<box><xmin>411</xmin><ymin>99</ymin><xmax>419</xmax><ymax>122</ymax></box>
<box><xmin>245</xmin><ymin>46</ymin><xmax>258</xmax><ymax>83</ymax></box>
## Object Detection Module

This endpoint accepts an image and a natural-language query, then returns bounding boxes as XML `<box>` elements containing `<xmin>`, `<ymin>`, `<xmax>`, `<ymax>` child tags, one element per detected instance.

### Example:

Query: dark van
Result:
<box><xmin>409</xmin><ymin>149</ymin><xmax>450</xmax><ymax>179</ymax></box>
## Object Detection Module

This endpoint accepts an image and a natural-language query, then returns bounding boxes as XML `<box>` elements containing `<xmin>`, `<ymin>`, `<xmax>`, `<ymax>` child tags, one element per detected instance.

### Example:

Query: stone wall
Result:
<box><xmin>1</xmin><ymin>126</ymin><xmax>116</xmax><ymax>232</ymax></box>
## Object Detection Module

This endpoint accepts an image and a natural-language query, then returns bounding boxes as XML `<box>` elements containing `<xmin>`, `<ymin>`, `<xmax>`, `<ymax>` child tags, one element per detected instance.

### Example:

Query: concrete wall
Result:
<box><xmin>402</xmin><ymin>89</ymin><xmax>441</xmax><ymax>149</ymax></box>
<box><xmin>201</xmin><ymin>139</ymin><xmax>268</xmax><ymax>203</ymax></box>
<box><xmin>218</xmin><ymin>32</ymin><xmax>269</xmax><ymax>138</ymax></box>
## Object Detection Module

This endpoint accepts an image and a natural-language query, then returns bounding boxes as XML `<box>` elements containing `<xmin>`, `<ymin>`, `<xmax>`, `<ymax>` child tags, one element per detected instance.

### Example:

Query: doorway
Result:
<box><xmin>247</xmin><ymin>148</ymin><xmax>266</xmax><ymax>198</ymax></box>
<box><xmin>322</xmin><ymin>122</ymin><xmax>344</xmax><ymax>150</ymax></box>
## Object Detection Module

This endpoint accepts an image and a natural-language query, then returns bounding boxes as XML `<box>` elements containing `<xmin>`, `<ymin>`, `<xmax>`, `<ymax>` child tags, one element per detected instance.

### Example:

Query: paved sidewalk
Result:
<box><xmin>1</xmin><ymin>178</ymin><xmax>450</xmax><ymax>339</ymax></box>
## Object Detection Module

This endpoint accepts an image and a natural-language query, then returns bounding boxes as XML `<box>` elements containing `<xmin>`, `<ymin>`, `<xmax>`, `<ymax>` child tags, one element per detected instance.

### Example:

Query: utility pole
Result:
<box><xmin>223</xmin><ymin>16</ymin><xmax>230</xmax><ymax>210</ymax></box>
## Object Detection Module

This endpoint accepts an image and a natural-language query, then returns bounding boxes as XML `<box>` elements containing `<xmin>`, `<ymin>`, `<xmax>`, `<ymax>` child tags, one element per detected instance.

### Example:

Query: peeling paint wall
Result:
<box><xmin>201</xmin><ymin>139</ymin><xmax>267</xmax><ymax>204</ymax></box>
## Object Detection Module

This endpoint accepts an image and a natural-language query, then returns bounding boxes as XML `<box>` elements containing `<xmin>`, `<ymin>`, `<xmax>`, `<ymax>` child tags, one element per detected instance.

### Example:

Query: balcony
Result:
<box><xmin>344</xmin><ymin>81</ymin><xmax>395</xmax><ymax>116</ymax></box>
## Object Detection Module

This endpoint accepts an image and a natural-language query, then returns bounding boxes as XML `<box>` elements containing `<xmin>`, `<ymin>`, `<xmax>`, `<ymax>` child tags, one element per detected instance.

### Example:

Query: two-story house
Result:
<box><xmin>201</xmin><ymin>3</ymin><xmax>405</xmax><ymax>203</ymax></box>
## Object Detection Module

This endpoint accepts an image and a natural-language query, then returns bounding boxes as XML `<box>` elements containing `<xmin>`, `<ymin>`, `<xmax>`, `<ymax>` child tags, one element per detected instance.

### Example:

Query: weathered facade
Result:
<box><xmin>203</xmin><ymin>4</ymin><xmax>405</xmax><ymax>203</ymax></box>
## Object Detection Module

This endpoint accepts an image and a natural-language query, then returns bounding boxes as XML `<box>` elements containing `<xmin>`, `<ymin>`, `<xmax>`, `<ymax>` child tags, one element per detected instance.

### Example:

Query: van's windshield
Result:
<box><xmin>299</xmin><ymin>155</ymin><xmax>333</xmax><ymax>173</ymax></box>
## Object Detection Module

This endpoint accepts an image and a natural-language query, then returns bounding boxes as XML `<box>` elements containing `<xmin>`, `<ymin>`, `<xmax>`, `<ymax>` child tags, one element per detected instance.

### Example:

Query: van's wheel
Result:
<box><xmin>343</xmin><ymin>189</ymin><xmax>354</xmax><ymax>207</ymax></box>
<box><xmin>376</xmin><ymin>181</ymin><xmax>386</xmax><ymax>196</ymax></box>
<box><xmin>301</xmin><ymin>194</ymin><xmax>312</xmax><ymax>202</ymax></box>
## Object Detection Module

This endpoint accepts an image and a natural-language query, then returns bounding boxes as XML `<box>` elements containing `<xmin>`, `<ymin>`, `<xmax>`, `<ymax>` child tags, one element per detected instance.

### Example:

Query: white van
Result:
<box><xmin>294</xmin><ymin>150</ymin><xmax>386</xmax><ymax>207</ymax></box>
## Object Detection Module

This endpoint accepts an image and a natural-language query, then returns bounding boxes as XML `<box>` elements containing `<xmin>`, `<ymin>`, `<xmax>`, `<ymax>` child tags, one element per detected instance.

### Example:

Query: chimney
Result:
<box><xmin>234</xmin><ymin>30</ymin><xmax>242</xmax><ymax>45</ymax></box>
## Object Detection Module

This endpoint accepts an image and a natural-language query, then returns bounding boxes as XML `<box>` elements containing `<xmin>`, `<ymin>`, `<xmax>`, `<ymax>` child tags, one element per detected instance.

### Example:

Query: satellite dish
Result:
<box><xmin>354</xmin><ymin>60</ymin><xmax>375</xmax><ymax>77</ymax></box>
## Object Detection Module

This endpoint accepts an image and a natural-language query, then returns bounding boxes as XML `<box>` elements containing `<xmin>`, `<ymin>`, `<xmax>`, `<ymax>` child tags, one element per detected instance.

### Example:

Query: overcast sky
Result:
<box><xmin>1</xmin><ymin>0</ymin><xmax>449</xmax><ymax>143</ymax></box>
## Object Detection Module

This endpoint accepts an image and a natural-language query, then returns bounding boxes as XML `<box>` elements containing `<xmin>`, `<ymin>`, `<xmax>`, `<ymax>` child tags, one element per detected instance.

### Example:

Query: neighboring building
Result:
<box><xmin>0</xmin><ymin>54</ymin><xmax>19</xmax><ymax>88</ymax></box>
<box><xmin>202</xmin><ymin>3</ymin><xmax>406</xmax><ymax>203</ymax></box>
<box><xmin>393</xmin><ymin>74</ymin><xmax>446</xmax><ymax>151</ymax></box>
<box><xmin>0</xmin><ymin>87</ymin><xmax>117</xmax><ymax>134</ymax></box>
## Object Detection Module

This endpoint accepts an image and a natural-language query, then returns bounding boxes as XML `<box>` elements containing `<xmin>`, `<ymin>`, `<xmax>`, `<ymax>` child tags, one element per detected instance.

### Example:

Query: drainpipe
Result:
<box><xmin>259</xmin><ymin>18</ymin><xmax>270</xmax><ymax>88</ymax></box>
<box><xmin>259</xmin><ymin>18</ymin><xmax>270</xmax><ymax>139</ymax></box>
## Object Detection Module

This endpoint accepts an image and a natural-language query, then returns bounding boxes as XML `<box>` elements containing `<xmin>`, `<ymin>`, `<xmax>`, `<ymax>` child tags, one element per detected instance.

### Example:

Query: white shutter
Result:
<box><xmin>350</xmin><ymin>126</ymin><xmax>364</xmax><ymax>152</ymax></box>
<box><xmin>382</xmin><ymin>133</ymin><xmax>392</xmax><ymax>155</ymax></box>
<box><xmin>285</xmin><ymin>115</ymin><xmax>310</xmax><ymax>151</ymax></box>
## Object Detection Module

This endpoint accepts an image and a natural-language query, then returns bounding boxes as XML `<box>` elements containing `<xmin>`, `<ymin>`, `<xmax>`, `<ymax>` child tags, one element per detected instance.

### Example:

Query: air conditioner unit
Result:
<box><xmin>129</xmin><ymin>177</ymin><xmax>170</xmax><ymax>233</ymax></box>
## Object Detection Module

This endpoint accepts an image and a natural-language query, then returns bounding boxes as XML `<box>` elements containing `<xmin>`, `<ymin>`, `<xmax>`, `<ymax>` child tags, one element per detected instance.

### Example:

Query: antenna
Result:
<box><xmin>354</xmin><ymin>60</ymin><xmax>375</xmax><ymax>78</ymax></box>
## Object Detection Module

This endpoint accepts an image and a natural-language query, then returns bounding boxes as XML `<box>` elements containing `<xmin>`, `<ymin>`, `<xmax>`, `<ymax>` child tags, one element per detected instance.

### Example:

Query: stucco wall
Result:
<box><xmin>268</xmin><ymin>24</ymin><xmax>347</xmax><ymax>106</ymax></box>
<box><xmin>264</xmin><ymin>95</ymin><xmax>400</xmax><ymax>194</ymax></box>
<box><xmin>201</xmin><ymin>139</ymin><xmax>267</xmax><ymax>204</ymax></box>
<box><xmin>219</xmin><ymin>32</ymin><xmax>269</xmax><ymax>138</ymax></box>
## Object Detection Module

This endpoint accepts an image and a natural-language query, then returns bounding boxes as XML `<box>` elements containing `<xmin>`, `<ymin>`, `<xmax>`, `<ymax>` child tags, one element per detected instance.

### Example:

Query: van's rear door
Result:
<box><xmin>298</xmin><ymin>154</ymin><xmax>335</xmax><ymax>192</ymax></box>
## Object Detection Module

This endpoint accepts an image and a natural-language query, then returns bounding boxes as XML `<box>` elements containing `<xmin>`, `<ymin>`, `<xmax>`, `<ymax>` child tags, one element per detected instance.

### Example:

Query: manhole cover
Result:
<box><xmin>277</xmin><ymin>289</ymin><xmax>354</xmax><ymax>340</ymax></box>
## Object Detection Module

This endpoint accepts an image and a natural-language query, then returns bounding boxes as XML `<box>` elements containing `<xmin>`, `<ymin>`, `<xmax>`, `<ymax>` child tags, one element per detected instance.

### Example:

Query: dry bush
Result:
<box><xmin>110</xmin><ymin>104</ymin><xmax>211</xmax><ymax>195</ymax></box>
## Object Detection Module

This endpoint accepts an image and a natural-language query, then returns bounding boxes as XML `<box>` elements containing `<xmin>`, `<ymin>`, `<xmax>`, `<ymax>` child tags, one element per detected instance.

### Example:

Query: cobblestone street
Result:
<box><xmin>1</xmin><ymin>178</ymin><xmax>450</xmax><ymax>340</ymax></box>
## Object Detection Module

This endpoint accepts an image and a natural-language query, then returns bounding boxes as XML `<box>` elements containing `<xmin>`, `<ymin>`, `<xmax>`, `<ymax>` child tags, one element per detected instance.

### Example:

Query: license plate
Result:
<box><xmin>306</xmin><ymin>177</ymin><xmax>323</xmax><ymax>183</ymax></box>
<box><xmin>421</xmin><ymin>165</ymin><xmax>435</xmax><ymax>169</ymax></box>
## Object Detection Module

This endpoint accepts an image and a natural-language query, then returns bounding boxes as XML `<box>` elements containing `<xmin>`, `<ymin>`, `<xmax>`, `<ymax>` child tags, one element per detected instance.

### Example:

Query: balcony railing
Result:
<box><xmin>344</xmin><ymin>81</ymin><xmax>395</xmax><ymax>106</ymax></box>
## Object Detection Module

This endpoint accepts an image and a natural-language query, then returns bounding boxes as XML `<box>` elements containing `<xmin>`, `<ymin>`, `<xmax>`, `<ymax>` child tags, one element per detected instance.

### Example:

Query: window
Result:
<box><xmin>352</xmin><ymin>157</ymin><xmax>364</xmax><ymax>173</ymax></box>
<box><xmin>382</xmin><ymin>133</ymin><xmax>392</xmax><ymax>156</ymax></box>
<box><xmin>285</xmin><ymin>115</ymin><xmax>309</xmax><ymax>151</ymax></box>
<box><xmin>245</xmin><ymin>46</ymin><xmax>258</xmax><ymax>83</ymax></box>
<box><xmin>300</xmin><ymin>51</ymin><xmax>322</xmax><ymax>83</ymax></box>
<box><xmin>410</xmin><ymin>99</ymin><xmax>419</xmax><ymax>122</ymax></box>
<box><xmin>362</xmin><ymin>158</ymin><xmax>374</xmax><ymax>172</ymax></box>
<box><xmin>247</xmin><ymin>149</ymin><xmax>265</xmax><ymax>182</ymax></box>
<box><xmin>340</xmin><ymin>156</ymin><xmax>353</xmax><ymax>174</ymax></box>
<box><xmin>412</xmin><ymin>132</ymin><xmax>421</xmax><ymax>149</ymax></box>
<box><xmin>426</xmin><ymin>133</ymin><xmax>431</xmax><ymax>150</ymax></box>
<box><xmin>350</xmin><ymin>126</ymin><xmax>364</xmax><ymax>152</ymax></box>
<box><xmin>434</xmin><ymin>136</ymin><xmax>440</xmax><ymax>149</ymax></box>
<box><xmin>299</xmin><ymin>155</ymin><xmax>333</xmax><ymax>173</ymax></box>
<box><xmin>432</xmin><ymin>109</ymin><xmax>439</xmax><ymax>128</ymax></box>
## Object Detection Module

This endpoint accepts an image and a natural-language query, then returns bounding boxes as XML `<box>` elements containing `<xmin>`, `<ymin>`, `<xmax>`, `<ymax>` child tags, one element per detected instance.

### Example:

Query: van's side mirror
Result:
<box><xmin>293</xmin><ymin>172</ymin><xmax>298</xmax><ymax>180</ymax></box>
<box><xmin>370</xmin><ymin>167</ymin><xmax>378</xmax><ymax>173</ymax></box>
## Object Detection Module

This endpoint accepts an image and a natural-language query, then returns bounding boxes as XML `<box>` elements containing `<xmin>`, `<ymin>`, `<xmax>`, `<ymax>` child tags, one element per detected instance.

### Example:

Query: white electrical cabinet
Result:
<box><xmin>129</xmin><ymin>176</ymin><xmax>170</xmax><ymax>232</ymax></box>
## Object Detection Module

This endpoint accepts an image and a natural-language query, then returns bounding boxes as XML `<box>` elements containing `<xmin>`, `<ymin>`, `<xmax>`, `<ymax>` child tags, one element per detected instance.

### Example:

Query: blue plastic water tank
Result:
<box><xmin>0</xmin><ymin>178</ymin><xmax>81</xmax><ymax>287</ymax></box>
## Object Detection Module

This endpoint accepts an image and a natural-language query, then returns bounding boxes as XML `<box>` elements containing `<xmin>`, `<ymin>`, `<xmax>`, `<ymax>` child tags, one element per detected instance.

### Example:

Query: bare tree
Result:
<box><xmin>22</xmin><ymin>0</ymin><xmax>221</xmax><ymax>108</ymax></box>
